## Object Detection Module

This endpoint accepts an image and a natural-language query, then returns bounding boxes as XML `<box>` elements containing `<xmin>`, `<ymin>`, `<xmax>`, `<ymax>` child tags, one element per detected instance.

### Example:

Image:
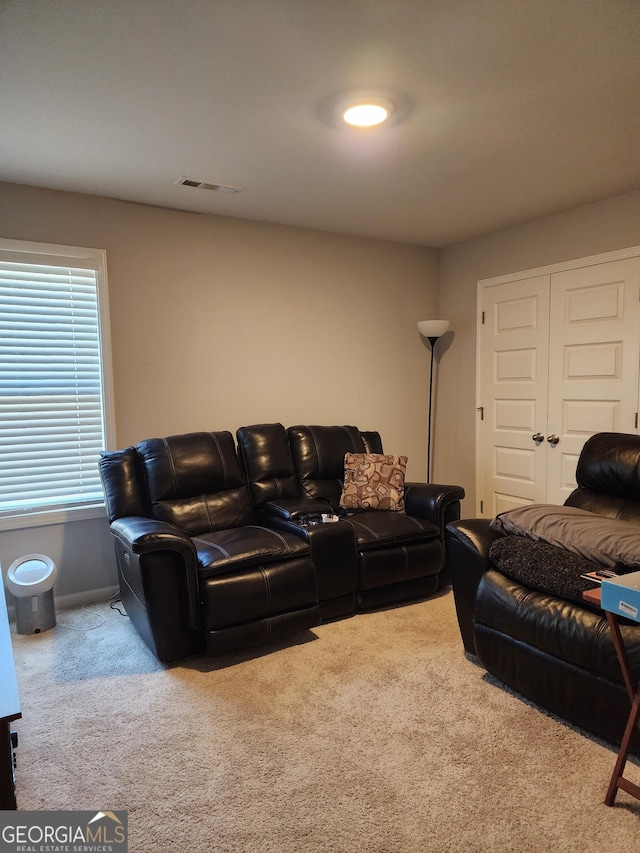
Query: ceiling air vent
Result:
<box><xmin>175</xmin><ymin>176</ymin><xmax>244</xmax><ymax>194</ymax></box>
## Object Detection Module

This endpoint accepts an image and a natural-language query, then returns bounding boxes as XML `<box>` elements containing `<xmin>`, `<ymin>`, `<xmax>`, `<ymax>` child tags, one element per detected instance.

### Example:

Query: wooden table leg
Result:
<box><xmin>605</xmin><ymin>690</ymin><xmax>640</xmax><ymax>805</ymax></box>
<box><xmin>604</xmin><ymin>611</ymin><xmax>640</xmax><ymax>806</ymax></box>
<box><xmin>606</xmin><ymin>612</ymin><xmax>637</xmax><ymax>702</ymax></box>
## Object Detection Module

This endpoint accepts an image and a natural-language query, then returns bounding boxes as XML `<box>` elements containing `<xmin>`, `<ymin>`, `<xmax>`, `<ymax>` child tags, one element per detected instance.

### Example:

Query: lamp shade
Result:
<box><xmin>418</xmin><ymin>319</ymin><xmax>450</xmax><ymax>338</ymax></box>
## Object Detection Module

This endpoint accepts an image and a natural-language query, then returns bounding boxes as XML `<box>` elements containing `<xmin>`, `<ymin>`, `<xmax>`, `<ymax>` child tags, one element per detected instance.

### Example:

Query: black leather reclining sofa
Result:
<box><xmin>446</xmin><ymin>432</ymin><xmax>640</xmax><ymax>750</ymax></box>
<box><xmin>99</xmin><ymin>423</ymin><xmax>464</xmax><ymax>662</ymax></box>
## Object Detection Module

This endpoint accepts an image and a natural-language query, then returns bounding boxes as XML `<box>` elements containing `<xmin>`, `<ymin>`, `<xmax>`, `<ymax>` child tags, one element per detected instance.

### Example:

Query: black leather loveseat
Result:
<box><xmin>446</xmin><ymin>432</ymin><xmax>640</xmax><ymax>750</ymax></box>
<box><xmin>99</xmin><ymin>423</ymin><xmax>464</xmax><ymax>662</ymax></box>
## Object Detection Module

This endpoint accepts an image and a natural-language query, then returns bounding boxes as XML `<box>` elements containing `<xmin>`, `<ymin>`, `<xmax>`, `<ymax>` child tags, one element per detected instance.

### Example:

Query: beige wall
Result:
<box><xmin>0</xmin><ymin>182</ymin><xmax>440</xmax><ymax>601</ymax></box>
<box><xmin>437</xmin><ymin>189</ymin><xmax>640</xmax><ymax>512</ymax></box>
<box><xmin>3</xmin><ymin>180</ymin><xmax>639</xmax><ymax>601</ymax></box>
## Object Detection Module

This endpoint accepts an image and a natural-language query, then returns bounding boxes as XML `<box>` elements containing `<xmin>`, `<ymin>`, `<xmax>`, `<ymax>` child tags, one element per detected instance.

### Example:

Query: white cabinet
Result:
<box><xmin>477</xmin><ymin>249</ymin><xmax>640</xmax><ymax>515</ymax></box>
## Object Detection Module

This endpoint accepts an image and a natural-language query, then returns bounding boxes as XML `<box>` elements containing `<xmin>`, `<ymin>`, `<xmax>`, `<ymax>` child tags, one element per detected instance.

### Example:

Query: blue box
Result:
<box><xmin>601</xmin><ymin>571</ymin><xmax>640</xmax><ymax>623</ymax></box>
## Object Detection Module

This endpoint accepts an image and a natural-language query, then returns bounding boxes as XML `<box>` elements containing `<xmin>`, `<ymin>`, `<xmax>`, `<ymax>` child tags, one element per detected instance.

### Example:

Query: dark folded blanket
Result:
<box><xmin>488</xmin><ymin>535</ymin><xmax>603</xmax><ymax>607</ymax></box>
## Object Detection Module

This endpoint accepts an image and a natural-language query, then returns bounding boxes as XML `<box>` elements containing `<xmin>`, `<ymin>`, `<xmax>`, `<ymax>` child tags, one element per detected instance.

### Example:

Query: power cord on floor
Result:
<box><xmin>56</xmin><ymin>589</ymin><xmax>125</xmax><ymax>631</ymax></box>
<box><xmin>109</xmin><ymin>599</ymin><xmax>126</xmax><ymax>617</ymax></box>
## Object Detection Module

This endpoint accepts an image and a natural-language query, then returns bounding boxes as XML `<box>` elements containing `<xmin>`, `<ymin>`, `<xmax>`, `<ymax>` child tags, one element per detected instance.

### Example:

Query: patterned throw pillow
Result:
<box><xmin>339</xmin><ymin>452</ymin><xmax>407</xmax><ymax>513</ymax></box>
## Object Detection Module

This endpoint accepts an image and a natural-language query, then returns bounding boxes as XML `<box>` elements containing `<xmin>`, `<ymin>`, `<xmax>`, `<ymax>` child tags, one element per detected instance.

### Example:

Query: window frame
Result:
<box><xmin>0</xmin><ymin>237</ymin><xmax>115</xmax><ymax>531</ymax></box>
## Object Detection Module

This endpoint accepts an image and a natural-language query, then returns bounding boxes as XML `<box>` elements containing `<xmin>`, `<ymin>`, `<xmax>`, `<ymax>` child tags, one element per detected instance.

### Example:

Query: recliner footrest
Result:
<box><xmin>206</xmin><ymin>605</ymin><xmax>321</xmax><ymax>655</ymax></box>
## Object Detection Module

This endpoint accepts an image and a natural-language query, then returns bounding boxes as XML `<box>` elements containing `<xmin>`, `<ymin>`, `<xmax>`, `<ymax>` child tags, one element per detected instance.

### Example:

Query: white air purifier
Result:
<box><xmin>6</xmin><ymin>554</ymin><xmax>57</xmax><ymax>634</ymax></box>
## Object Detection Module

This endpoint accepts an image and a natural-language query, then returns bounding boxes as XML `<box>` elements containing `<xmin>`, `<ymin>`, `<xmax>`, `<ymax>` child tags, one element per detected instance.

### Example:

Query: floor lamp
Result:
<box><xmin>417</xmin><ymin>319</ymin><xmax>450</xmax><ymax>483</ymax></box>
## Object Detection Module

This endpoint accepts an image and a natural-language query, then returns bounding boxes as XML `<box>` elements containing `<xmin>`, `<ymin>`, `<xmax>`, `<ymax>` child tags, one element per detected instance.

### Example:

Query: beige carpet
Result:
<box><xmin>9</xmin><ymin>589</ymin><xmax>640</xmax><ymax>852</ymax></box>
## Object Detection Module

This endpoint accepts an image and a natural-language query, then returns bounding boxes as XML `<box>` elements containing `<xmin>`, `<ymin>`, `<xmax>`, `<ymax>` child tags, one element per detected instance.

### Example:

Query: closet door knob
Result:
<box><xmin>532</xmin><ymin>433</ymin><xmax>544</xmax><ymax>442</ymax></box>
<box><xmin>547</xmin><ymin>434</ymin><xmax>560</xmax><ymax>446</ymax></box>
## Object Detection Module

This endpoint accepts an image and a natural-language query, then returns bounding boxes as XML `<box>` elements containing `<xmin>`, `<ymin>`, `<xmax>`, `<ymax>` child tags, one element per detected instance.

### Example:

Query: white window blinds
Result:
<box><xmin>0</xmin><ymin>240</ymin><xmax>114</xmax><ymax>522</ymax></box>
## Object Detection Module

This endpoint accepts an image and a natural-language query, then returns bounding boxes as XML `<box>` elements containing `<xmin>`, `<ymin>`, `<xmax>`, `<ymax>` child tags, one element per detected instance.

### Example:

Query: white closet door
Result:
<box><xmin>480</xmin><ymin>275</ymin><xmax>550</xmax><ymax>515</ymax></box>
<box><xmin>545</xmin><ymin>257</ymin><xmax>640</xmax><ymax>505</ymax></box>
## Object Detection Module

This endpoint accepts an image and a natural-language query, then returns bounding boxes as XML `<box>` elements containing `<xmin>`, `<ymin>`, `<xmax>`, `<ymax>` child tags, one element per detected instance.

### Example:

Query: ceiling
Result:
<box><xmin>1</xmin><ymin>0</ymin><xmax>639</xmax><ymax>247</ymax></box>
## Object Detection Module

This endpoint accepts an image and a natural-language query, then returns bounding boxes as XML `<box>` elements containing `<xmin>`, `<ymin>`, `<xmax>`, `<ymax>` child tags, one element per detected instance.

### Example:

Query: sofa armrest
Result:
<box><xmin>404</xmin><ymin>483</ymin><xmax>465</xmax><ymax>529</ymax></box>
<box><xmin>255</xmin><ymin>509</ymin><xmax>359</xmax><ymax>611</ymax></box>
<box><xmin>445</xmin><ymin>519</ymin><xmax>504</xmax><ymax>655</ymax></box>
<box><xmin>263</xmin><ymin>497</ymin><xmax>334</xmax><ymax>521</ymax></box>
<box><xmin>404</xmin><ymin>484</ymin><xmax>465</xmax><ymax>586</ymax></box>
<box><xmin>111</xmin><ymin>516</ymin><xmax>196</xmax><ymax>559</ymax></box>
<box><xmin>110</xmin><ymin>516</ymin><xmax>200</xmax><ymax>645</ymax></box>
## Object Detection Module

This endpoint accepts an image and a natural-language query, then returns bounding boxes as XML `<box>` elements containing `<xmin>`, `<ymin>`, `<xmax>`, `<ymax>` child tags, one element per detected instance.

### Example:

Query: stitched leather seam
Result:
<box><xmin>119</xmin><ymin>562</ymin><xmax>147</xmax><ymax>613</ymax></box>
<box><xmin>163</xmin><ymin>437</ymin><xmax>179</xmax><ymax>498</ymax></box>
<box><xmin>182</xmin><ymin>567</ymin><xmax>200</xmax><ymax>629</ymax></box>
<box><xmin>308</xmin><ymin>426</ymin><xmax>322</xmax><ymax>475</ymax></box>
<box><xmin>346</xmin><ymin>516</ymin><xmax>435</xmax><ymax>544</ymax></box>
<box><xmin>403</xmin><ymin>514</ymin><xmax>427</xmax><ymax>531</ymax></box>
<box><xmin>192</xmin><ymin>538</ymin><xmax>231</xmax><ymax>560</ymax></box>
<box><xmin>346</xmin><ymin>518</ymin><xmax>379</xmax><ymax>539</ymax></box>
<box><xmin>202</xmin><ymin>494</ymin><xmax>214</xmax><ymax>532</ymax></box>
<box><xmin>250</xmin><ymin>525</ymin><xmax>289</xmax><ymax>549</ymax></box>
<box><xmin>209</xmin><ymin>431</ymin><xmax>229</xmax><ymax>487</ymax></box>
<box><xmin>260</xmin><ymin>566</ymin><xmax>271</xmax><ymax>640</ymax></box>
<box><xmin>339</xmin><ymin>424</ymin><xmax>360</xmax><ymax>452</ymax></box>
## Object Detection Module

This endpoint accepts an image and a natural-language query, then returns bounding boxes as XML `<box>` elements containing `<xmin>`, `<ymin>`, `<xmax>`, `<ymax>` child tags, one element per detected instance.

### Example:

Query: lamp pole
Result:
<box><xmin>426</xmin><ymin>335</ymin><xmax>438</xmax><ymax>484</ymax></box>
<box><xmin>417</xmin><ymin>320</ymin><xmax>450</xmax><ymax>484</ymax></box>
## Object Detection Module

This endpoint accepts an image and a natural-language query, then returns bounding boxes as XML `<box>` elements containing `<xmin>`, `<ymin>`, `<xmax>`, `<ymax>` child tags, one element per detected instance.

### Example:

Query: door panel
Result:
<box><xmin>478</xmin><ymin>252</ymin><xmax>640</xmax><ymax>515</ymax></box>
<box><xmin>480</xmin><ymin>276</ymin><xmax>549</xmax><ymax>515</ymax></box>
<box><xmin>562</xmin><ymin>399</ymin><xmax>621</xmax><ymax>433</ymax></box>
<box><xmin>563</xmin><ymin>341</ymin><xmax>621</xmax><ymax>379</ymax></box>
<box><xmin>546</xmin><ymin>258</ymin><xmax>640</xmax><ymax>505</ymax></box>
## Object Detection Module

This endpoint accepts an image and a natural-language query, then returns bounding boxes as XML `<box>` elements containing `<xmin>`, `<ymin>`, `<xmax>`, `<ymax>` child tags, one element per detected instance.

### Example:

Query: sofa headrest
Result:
<box><xmin>288</xmin><ymin>425</ymin><xmax>365</xmax><ymax>481</ymax></box>
<box><xmin>287</xmin><ymin>425</ymin><xmax>366</xmax><ymax>507</ymax></box>
<box><xmin>236</xmin><ymin>423</ymin><xmax>300</xmax><ymax>507</ymax></box>
<box><xmin>99</xmin><ymin>446</ymin><xmax>151</xmax><ymax>522</ymax></box>
<box><xmin>136</xmin><ymin>431</ymin><xmax>253</xmax><ymax>534</ymax></box>
<box><xmin>360</xmin><ymin>431</ymin><xmax>383</xmax><ymax>454</ymax></box>
<box><xmin>575</xmin><ymin>432</ymin><xmax>640</xmax><ymax>500</ymax></box>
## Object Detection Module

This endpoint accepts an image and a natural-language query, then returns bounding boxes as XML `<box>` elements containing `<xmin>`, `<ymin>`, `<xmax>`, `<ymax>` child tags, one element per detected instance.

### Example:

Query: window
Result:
<box><xmin>0</xmin><ymin>238</ymin><xmax>115</xmax><ymax>529</ymax></box>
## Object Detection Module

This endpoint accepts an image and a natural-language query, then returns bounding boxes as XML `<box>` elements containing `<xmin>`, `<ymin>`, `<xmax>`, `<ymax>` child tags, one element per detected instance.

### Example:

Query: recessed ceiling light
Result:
<box><xmin>340</xmin><ymin>96</ymin><xmax>396</xmax><ymax>128</ymax></box>
<box><xmin>342</xmin><ymin>103</ymin><xmax>391</xmax><ymax>127</ymax></box>
<box><xmin>316</xmin><ymin>90</ymin><xmax>410</xmax><ymax>130</ymax></box>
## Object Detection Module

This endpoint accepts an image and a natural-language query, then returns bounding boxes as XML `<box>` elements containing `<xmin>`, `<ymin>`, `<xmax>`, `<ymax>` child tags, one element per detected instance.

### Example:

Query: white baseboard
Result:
<box><xmin>56</xmin><ymin>585</ymin><xmax>120</xmax><ymax>611</ymax></box>
<box><xmin>6</xmin><ymin>585</ymin><xmax>120</xmax><ymax>624</ymax></box>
